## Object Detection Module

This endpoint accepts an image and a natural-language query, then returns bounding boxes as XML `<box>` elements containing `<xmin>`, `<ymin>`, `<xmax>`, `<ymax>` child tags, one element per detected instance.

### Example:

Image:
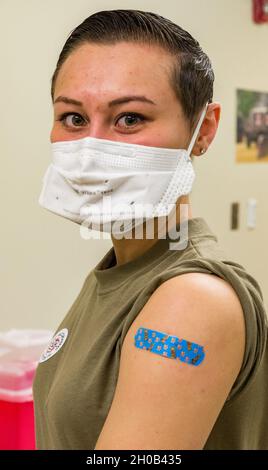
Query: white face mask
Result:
<box><xmin>38</xmin><ymin>103</ymin><xmax>208</xmax><ymax>235</ymax></box>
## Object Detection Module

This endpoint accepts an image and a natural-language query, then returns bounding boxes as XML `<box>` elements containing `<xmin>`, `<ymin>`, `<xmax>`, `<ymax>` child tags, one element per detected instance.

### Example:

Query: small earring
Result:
<box><xmin>200</xmin><ymin>148</ymin><xmax>206</xmax><ymax>155</ymax></box>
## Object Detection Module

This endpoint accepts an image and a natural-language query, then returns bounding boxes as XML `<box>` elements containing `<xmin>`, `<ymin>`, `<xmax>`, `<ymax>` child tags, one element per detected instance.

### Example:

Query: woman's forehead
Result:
<box><xmin>54</xmin><ymin>42</ymin><xmax>176</xmax><ymax>101</ymax></box>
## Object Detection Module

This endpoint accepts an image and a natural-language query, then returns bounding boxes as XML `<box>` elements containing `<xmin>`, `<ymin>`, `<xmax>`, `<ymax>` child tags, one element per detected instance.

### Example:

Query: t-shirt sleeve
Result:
<box><xmin>120</xmin><ymin>257</ymin><xmax>268</xmax><ymax>404</ymax></box>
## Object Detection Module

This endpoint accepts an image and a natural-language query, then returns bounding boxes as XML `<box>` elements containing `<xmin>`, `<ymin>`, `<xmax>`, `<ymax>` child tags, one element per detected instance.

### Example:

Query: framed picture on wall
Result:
<box><xmin>236</xmin><ymin>89</ymin><xmax>268</xmax><ymax>163</ymax></box>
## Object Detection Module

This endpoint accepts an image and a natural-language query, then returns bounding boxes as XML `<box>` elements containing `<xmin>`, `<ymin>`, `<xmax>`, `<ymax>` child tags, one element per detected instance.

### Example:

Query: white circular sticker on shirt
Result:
<box><xmin>39</xmin><ymin>328</ymin><xmax>68</xmax><ymax>363</ymax></box>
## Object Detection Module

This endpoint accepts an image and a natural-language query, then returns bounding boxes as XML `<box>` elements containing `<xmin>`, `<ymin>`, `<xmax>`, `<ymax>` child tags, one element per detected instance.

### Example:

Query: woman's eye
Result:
<box><xmin>57</xmin><ymin>112</ymin><xmax>86</xmax><ymax>128</ymax></box>
<box><xmin>116</xmin><ymin>113</ymin><xmax>145</xmax><ymax>129</ymax></box>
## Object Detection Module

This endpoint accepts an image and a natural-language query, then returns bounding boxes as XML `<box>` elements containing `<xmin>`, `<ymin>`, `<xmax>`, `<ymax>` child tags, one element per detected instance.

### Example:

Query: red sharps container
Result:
<box><xmin>0</xmin><ymin>329</ymin><xmax>53</xmax><ymax>449</ymax></box>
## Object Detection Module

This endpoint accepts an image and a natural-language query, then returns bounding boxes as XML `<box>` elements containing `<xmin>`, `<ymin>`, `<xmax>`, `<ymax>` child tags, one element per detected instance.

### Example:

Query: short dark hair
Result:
<box><xmin>51</xmin><ymin>9</ymin><xmax>214</xmax><ymax>130</ymax></box>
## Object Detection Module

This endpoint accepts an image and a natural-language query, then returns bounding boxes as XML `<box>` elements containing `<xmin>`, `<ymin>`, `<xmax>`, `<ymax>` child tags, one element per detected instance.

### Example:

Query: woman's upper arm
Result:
<box><xmin>94</xmin><ymin>272</ymin><xmax>246</xmax><ymax>450</ymax></box>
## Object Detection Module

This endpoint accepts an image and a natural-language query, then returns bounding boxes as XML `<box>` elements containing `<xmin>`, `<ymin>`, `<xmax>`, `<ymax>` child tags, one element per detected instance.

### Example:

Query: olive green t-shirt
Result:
<box><xmin>32</xmin><ymin>217</ymin><xmax>268</xmax><ymax>450</ymax></box>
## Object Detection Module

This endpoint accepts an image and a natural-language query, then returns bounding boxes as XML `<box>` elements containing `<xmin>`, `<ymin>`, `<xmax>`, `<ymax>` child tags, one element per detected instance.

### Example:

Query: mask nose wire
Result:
<box><xmin>186</xmin><ymin>102</ymin><xmax>209</xmax><ymax>157</ymax></box>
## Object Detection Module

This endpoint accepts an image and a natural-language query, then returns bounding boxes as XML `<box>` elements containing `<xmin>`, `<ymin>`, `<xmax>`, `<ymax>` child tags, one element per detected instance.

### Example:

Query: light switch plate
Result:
<box><xmin>247</xmin><ymin>198</ymin><xmax>257</xmax><ymax>229</ymax></box>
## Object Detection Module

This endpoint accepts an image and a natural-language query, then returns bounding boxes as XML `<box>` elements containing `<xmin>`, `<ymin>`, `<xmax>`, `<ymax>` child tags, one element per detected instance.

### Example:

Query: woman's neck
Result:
<box><xmin>111</xmin><ymin>196</ymin><xmax>192</xmax><ymax>266</ymax></box>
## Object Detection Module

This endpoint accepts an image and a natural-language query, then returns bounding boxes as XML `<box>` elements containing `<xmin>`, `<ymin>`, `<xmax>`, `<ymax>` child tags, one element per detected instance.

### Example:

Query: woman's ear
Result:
<box><xmin>192</xmin><ymin>102</ymin><xmax>221</xmax><ymax>157</ymax></box>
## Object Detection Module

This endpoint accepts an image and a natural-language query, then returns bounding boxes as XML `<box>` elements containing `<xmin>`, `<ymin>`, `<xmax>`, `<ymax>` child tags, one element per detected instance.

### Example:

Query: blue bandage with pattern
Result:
<box><xmin>134</xmin><ymin>327</ymin><xmax>205</xmax><ymax>366</ymax></box>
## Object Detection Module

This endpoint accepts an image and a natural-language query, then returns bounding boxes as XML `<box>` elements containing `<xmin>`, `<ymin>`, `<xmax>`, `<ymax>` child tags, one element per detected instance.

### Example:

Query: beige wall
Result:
<box><xmin>1</xmin><ymin>0</ymin><xmax>267</xmax><ymax>331</ymax></box>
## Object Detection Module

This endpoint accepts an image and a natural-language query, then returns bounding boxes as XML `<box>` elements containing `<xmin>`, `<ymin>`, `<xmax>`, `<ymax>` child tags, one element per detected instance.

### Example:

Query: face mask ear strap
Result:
<box><xmin>187</xmin><ymin>102</ymin><xmax>209</xmax><ymax>157</ymax></box>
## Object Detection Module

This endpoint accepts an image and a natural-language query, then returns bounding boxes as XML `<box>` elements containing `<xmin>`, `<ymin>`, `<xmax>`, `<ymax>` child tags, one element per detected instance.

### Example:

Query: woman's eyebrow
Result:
<box><xmin>108</xmin><ymin>95</ymin><xmax>156</xmax><ymax>107</ymax></box>
<box><xmin>53</xmin><ymin>95</ymin><xmax>156</xmax><ymax>107</ymax></box>
<box><xmin>54</xmin><ymin>96</ymin><xmax>83</xmax><ymax>106</ymax></box>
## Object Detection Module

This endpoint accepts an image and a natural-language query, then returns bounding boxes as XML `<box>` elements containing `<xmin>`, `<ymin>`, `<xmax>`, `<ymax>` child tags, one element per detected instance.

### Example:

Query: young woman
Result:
<box><xmin>33</xmin><ymin>9</ymin><xmax>268</xmax><ymax>450</ymax></box>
